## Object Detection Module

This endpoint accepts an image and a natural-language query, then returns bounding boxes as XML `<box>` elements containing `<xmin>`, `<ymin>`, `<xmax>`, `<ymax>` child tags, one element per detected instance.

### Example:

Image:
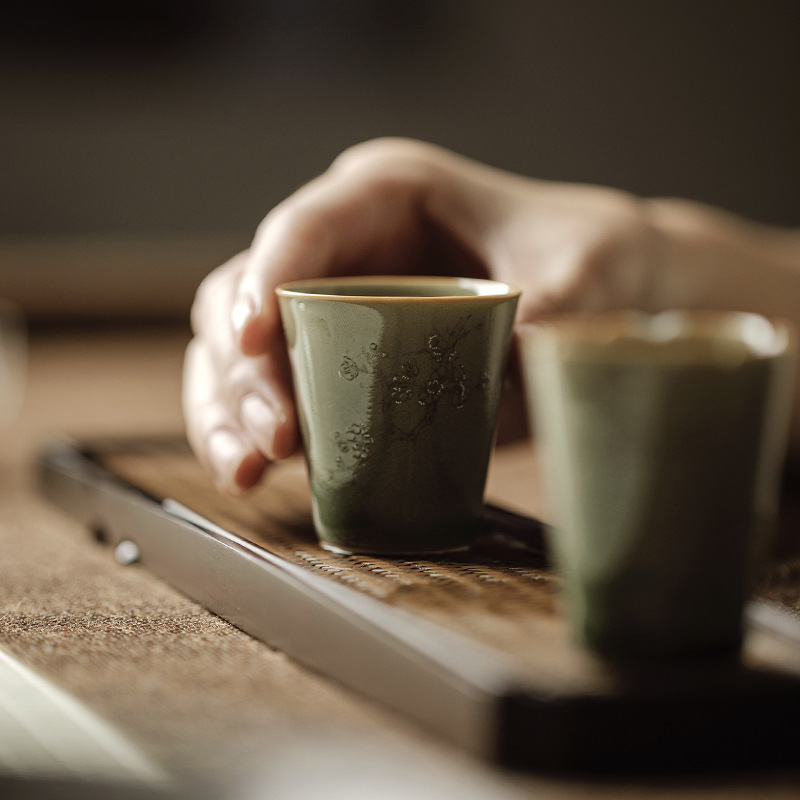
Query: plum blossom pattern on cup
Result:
<box><xmin>334</xmin><ymin>316</ymin><xmax>489</xmax><ymax>478</ymax></box>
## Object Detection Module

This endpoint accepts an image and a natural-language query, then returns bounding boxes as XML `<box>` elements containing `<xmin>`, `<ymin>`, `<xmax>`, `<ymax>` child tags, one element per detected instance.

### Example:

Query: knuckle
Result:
<box><xmin>331</xmin><ymin>137</ymin><xmax>423</xmax><ymax>171</ymax></box>
<box><xmin>330</xmin><ymin>137</ymin><xmax>436</xmax><ymax>188</ymax></box>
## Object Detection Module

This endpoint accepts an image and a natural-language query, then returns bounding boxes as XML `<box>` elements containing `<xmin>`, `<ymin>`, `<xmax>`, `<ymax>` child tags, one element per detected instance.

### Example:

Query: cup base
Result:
<box><xmin>319</xmin><ymin>541</ymin><xmax>473</xmax><ymax>558</ymax></box>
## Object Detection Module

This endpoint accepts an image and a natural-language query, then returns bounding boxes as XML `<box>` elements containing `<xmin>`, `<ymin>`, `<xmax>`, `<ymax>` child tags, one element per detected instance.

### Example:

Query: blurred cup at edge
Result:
<box><xmin>520</xmin><ymin>310</ymin><xmax>797</xmax><ymax>660</ymax></box>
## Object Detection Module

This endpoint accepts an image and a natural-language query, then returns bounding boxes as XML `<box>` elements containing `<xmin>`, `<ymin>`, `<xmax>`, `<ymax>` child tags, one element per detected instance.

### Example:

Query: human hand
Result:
<box><xmin>184</xmin><ymin>138</ymin><xmax>656</xmax><ymax>493</ymax></box>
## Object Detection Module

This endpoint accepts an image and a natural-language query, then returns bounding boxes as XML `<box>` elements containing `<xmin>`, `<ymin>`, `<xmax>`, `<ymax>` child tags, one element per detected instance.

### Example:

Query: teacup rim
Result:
<box><xmin>516</xmin><ymin>309</ymin><xmax>797</xmax><ymax>360</ymax></box>
<box><xmin>275</xmin><ymin>274</ymin><xmax>521</xmax><ymax>301</ymax></box>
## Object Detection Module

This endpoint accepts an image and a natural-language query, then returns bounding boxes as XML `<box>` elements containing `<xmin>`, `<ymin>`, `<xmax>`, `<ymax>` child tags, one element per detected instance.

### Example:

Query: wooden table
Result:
<box><xmin>1</xmin><ymin>325</ymin><xmax>798</xmax><ymax>799</ymax></box>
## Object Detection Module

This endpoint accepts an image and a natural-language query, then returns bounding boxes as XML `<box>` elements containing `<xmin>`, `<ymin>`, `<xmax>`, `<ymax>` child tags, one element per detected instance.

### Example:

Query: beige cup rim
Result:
<box><xmin>517</xmin><ymin>310</ymin><xmax>797</xmax><ymax>359</ymax></box>
<box><xmin>276</xmin><ymin>275</ymin><xmax>520</xmax><ymax>302</ymax></box>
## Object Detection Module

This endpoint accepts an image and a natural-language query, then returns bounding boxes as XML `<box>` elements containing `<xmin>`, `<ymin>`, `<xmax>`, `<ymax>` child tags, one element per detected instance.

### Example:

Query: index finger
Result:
<box><xmin>232</xmin><ymin>154</ymin><xmax>432</xmax><ymax>356</ymax></box>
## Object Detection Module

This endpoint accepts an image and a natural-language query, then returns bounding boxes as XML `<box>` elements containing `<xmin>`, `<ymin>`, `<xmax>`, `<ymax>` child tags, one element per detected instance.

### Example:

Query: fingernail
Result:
<box><xmin>206</xmin><ymin>429</ymin><xmax>250</xmax><ymax>493</ymax></box>
<box><xmin>232</xmin><ymin>294</ymin><xmax>257</xmax><ymax>338</ymax></box>
<box><xmin>240</xmin><ymin>394</ymin><xmax>283</xmax><ymax>461</ymax></box>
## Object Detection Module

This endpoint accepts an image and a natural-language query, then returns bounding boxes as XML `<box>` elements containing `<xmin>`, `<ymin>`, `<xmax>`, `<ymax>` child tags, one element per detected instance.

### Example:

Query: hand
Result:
<box><xmin>184</xmin><ymin>137</ymin><xmax>657</xmax><ymax>493</ymax></box>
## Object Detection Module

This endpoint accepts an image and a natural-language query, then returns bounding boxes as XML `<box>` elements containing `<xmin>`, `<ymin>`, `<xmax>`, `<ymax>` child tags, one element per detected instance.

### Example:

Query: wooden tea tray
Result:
<box><xmin>38</xmin><ymin>436</ymin><xmax>800</xmax><ymax>773</ymax></box>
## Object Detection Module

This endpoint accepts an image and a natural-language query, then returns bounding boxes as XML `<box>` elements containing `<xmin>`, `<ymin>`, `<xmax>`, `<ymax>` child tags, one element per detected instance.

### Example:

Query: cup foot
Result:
<box><xmin>319</xmin><ymin>541</ymin><xmax>472</xmax><ymax>558</ymax></box>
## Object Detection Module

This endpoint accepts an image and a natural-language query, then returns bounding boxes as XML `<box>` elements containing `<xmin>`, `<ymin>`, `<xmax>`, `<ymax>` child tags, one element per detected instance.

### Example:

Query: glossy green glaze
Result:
<box><xmin>278</xmin><ymin>276</ymin><xmax>520</xmax><ymax>555</ymax></box>
<box><xmin>521</xmin><ymin>311</ymin><xmax>796</xmax><ymax>659</ymax></box>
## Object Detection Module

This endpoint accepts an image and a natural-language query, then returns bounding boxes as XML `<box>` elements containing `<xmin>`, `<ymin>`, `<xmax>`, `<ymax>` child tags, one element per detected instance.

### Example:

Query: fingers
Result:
<box><xmin>183</xmin><ymin>337</ymin><xmax>269</xmax><ymax>493</ymax></box>
<box><xmin>184</xmin><ymin>253</ymin><xmax>298</xmax><ymax>494</ymax></box>
<box><xmin>186</xmin><ymin>138</ymin><xmax>483</xmax><ymax>492</ymax></box>
<box><xmin>186</xmin><ymin>140</ymin><xmax>454</xmax><ymax>491</ymax></box>
<box><xmin>232</xmin><ymin>141</ymin><xmax>443</xmax><ymax>357</ymax></box>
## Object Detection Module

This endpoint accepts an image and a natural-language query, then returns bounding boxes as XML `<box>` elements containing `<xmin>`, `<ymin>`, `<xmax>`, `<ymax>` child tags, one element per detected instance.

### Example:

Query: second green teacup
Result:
<box><xmin>277</xmin><ymin>276</ymin><xmax>520</xmax><ymax>555</ymax></box>
<box><xmin>520</xmin><ymin>311</ymin><xmax>796</xmax><ymax>659</ymax></box>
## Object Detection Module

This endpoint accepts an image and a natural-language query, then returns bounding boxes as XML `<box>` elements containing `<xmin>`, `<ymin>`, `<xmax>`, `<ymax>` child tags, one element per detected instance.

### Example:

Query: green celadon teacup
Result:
<box><xmin>520</xmin><ymin>310</ymin><xmax>797</xmax><ymax>659</ymax></box>
<box><xmin>277</xmin><ymin>275</ymin><xmax>520</xmax><ymax>555</ymax></box>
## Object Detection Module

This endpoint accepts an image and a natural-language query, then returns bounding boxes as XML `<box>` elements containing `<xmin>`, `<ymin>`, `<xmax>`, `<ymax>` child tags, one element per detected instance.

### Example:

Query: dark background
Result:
<box><xmin>2</xmin><ymin>0</ymin><xmax>799</xmax><ymax>318</ymax></box>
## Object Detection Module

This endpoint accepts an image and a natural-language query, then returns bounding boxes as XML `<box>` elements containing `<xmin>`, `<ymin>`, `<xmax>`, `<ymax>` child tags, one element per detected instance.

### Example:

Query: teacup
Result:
<box><xmin>277</xmin><ymin>276</ymin><xmax>520</xmax><ymax>555</ymax></box>
<box><xmin>520</xmin><ymin>310</ymin><xmax>796</xmax><ymax>658</ymax></box>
